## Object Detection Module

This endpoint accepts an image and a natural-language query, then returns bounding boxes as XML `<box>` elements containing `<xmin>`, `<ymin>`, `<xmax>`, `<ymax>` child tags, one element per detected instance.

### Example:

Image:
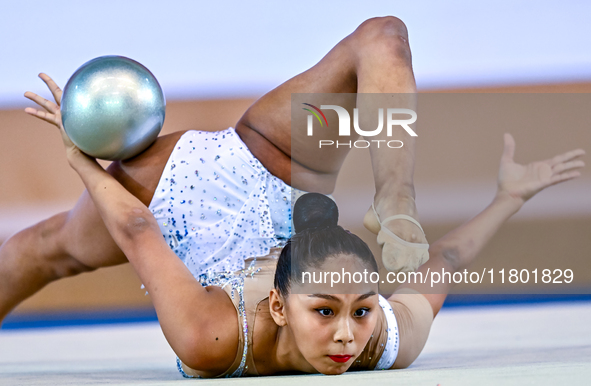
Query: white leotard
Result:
<box><xmin>148</xmin><ymin>127</ymin><xmax>292</xmax><ymax>278</ymax></box>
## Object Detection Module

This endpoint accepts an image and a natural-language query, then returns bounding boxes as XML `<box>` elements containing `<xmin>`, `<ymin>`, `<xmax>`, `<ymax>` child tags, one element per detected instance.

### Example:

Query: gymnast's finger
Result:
<box><xmin>502</xmin><ymin>133</ymin><xmax>516</xmax><ymax>161</ymax></box>
<box><xmin>550</xmin><ymin>170</ymin><xmax>582</xmax><ymax>185</ymax></box>
<box><xmin>552</xmin><ymin>160</ymin><xmax>585</xmax><ymax>174</ymax></box>
<box><xmin>24</xmin><ymin>107</ymin><xmax>59</xmax><ymax>127</ymax></box>
<box><xmin>24</xmin><ymin>91</ymin><xmax>59</xmax><ymax>114</ymax></box>
<box><xmin>547</xmin><ymin>149</ymin><xmax>586</xmax><ymax>167</ymax></box>
<box><xmin>38</xmin><ymin>73</ymin><xmax>63</xmax><ymax>105</ymax></box>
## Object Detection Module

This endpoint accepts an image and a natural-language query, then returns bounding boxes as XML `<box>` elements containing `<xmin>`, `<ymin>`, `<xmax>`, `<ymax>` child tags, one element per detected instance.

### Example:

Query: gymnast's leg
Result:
<box><xmin>0</xmin><ymin>131</ymin><xmax>185</xmax><ymax>323</ymax></box>
<box><xmin>236</xmin><ymin>16</ymin><xmax>426</xmax><ymax>268</ymax></box>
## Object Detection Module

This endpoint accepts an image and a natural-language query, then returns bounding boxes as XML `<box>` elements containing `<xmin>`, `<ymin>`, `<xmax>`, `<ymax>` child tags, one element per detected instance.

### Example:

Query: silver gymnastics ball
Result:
<box><xmin>60</xmin><ymin>55</ymin><xmax>166</xmax><ymax>160</ymax></box>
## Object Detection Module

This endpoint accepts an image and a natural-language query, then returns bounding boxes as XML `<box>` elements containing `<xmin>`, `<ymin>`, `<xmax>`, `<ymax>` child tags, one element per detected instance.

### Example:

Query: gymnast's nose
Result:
<box><xmin>334</xmin><ymin>316</ymin><xmax>354</xmax><ymax>344</ymax></box>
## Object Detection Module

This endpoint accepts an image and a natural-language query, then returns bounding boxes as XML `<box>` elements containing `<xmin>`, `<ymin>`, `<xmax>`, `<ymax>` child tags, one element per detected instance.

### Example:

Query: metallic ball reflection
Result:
<box><xmin>61</xmin><ymin>55</ymin><xmax>166</xmax><ymax>160</ymax></box>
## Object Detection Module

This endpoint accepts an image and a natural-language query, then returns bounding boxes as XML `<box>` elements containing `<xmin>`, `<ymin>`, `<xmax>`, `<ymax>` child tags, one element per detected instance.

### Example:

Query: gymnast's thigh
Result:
<box><xmin>57</xmin><ymin>131</ymin><xmax>186</xmax><ymax>268</ymax></box>
<box><xmin>388</xmin><ymin>288</ymin><xmax>435</xmax><ymax>369</ymax></box>
<box><xmin>235</xmin><ymin>34</ymin><xmax>359</xmax><ymax>192</ymax></box>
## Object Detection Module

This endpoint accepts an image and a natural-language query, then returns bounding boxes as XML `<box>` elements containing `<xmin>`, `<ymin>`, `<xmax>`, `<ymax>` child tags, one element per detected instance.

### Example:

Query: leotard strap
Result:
<box><xmin>375</xmin><ymin>295</ymin><xmax>400</xmax><ymax>370</ymax></box>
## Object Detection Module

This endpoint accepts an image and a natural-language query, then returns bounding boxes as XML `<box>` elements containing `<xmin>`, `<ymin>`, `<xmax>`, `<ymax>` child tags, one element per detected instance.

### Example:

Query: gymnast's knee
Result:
<box><xmin>348</xmin><ymin>16</ymin><xmax>412</xmax><ymax>65</ymax></box>
<box><xmin>31</xmin><ymin>212</ymin><xmax>95</xmax><ymax>279</ymax></box>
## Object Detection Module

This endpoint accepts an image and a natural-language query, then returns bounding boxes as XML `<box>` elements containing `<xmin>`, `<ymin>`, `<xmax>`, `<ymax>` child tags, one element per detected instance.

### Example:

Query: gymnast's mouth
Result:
<box><xmin>327</xmin><ymin>355</ymin><xmax>353</xmax><ymax>363</ymax></box>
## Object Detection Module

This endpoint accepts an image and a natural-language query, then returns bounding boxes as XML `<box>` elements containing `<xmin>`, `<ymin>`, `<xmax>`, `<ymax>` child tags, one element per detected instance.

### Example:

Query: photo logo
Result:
<box><xmin>303</xmin><ymin>103</ymin><xmax>417</xmax><ymax>148</ymax></box>
<box><xmin>302</xmin><ymin>103</ymin><xmax>329</xmax><ymax>129</ymax></box>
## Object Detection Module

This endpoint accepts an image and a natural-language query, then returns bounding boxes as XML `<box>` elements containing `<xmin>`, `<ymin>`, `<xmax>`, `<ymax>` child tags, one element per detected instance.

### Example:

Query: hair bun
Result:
<box><xmin>293</xmin><ymin>193</ymin><xmax>338</xmax><ymax>233</ymax></box>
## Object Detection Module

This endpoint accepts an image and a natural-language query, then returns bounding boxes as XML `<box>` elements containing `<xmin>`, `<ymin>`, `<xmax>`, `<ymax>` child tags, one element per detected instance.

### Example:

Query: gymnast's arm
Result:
<box><xmin>24</xmin><ymin>74</ymin><xmax>238</xmax><ymax>377</ymax></box>
<box><xmin>388</xmin><ymin>134</ymin><xmax>584</xmax><ymax>368</ymax></box>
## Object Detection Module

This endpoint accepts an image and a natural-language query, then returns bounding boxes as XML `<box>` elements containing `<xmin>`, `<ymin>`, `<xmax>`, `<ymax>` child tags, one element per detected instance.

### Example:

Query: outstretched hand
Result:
<box><xmin>24</xmin><ymin>73</ymin><xmax>89</xmax><ymax>162</ymax></box>
<box><xmin>497</xmin><ymin>133</ymin><xmax>585</xmax><ymax>203</ymax></box>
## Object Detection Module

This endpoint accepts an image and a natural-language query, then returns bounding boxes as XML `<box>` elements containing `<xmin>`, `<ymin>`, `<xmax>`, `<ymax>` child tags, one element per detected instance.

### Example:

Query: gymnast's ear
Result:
<box><xmin>269</xmin><ymin>289</ymin><xmax>287</xmax><ymax>326</ymax></box>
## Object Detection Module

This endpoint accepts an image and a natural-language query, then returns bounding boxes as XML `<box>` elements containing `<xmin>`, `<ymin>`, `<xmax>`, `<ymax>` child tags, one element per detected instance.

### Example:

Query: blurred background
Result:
<box><xmin>1</xmin><ymin>0</ymin><xmax>590</xmax><ymax>328</ymax></box>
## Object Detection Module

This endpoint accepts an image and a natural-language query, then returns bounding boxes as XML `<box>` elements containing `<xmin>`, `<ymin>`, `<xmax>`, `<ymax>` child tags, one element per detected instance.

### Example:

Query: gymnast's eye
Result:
<box><xmin>354</xmin><ymin>308</ymin><xmax>370</xmax><ymax>317</ymax></box>
<box><xmin>315</xmin><ymin>308</ymin><xmax>334</xmax><ymax>317</ymax></box>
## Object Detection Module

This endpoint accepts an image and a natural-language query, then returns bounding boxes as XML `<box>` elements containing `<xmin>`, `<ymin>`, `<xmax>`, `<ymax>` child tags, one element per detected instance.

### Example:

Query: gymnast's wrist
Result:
<box><xmin>493</xmin><ymin>190</ymin><xmax>525</xmax><ymax>214</ymax></box>
<box><xmin>66</xmin><ymin>148</ymin><xmax>99</xmax><ymax>170</ymax></box>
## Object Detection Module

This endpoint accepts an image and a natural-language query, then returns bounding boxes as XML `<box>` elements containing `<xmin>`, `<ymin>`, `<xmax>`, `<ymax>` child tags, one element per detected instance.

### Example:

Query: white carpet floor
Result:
<box><xmin>1</xmin><ymin>301</ymin><xmax>590</xmax><ymax>385</ymax></box>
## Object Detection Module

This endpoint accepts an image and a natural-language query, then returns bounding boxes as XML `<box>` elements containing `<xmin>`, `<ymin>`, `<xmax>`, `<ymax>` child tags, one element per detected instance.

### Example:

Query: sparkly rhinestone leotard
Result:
<box><xmin>148</xmin><ymin>127</ymin><xmax>292</xmax><ymax>278</ymax></box>
<box><xmin>147</xmin><ymin>127</ymin><xmax>432</xmax><ymax>377</ymax></box>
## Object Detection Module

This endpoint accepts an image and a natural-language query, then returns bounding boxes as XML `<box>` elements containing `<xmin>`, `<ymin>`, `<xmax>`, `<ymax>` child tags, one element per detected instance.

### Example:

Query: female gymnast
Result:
<box><xmin>7</xmin><ymin>95</ymin><xmax>586</xmax><ymax>377</ymax></box>
<box><xmin>0</xmin><ymin>16</ymin><xmax>428</xmax><ymax>323</ymax></box>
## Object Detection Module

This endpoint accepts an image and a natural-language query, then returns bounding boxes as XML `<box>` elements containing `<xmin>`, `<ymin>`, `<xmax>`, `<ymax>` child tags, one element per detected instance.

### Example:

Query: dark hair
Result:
<box><xmin>274</xmin><ymin>193</ymin><xmax>377</xmax><ymax>297</ymax></box>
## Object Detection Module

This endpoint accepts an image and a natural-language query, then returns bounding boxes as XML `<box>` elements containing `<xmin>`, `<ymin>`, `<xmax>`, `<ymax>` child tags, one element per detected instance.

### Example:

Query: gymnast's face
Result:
<box><xmin>282</xmin><ymin>254</ymin><xmax>380</xmax><ymax>375</ymax></box>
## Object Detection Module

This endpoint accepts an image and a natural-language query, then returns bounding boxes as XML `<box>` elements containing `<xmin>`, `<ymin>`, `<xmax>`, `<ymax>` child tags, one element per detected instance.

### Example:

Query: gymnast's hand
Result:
<box><xmin>23</xmin><ymin>73</ymin><xmax>91</xmax><ymax>164</ymax></box>
<box><xmin>497</xmin><ymin>133</ymin><xmax>585</xmax><ymax>204</ymax></box>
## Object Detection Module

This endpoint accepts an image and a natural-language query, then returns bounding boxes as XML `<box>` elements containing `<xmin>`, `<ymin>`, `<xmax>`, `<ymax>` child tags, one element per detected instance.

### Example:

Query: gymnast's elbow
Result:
<box><xmin>174</xmin><ymin>329</ymin><xmax>238</xmax><ymax>377</ymax></box>
<box><xmin>118</xmin><ymin>207</ymin><xmax>159</xmax><ymax>240</ymax></box>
